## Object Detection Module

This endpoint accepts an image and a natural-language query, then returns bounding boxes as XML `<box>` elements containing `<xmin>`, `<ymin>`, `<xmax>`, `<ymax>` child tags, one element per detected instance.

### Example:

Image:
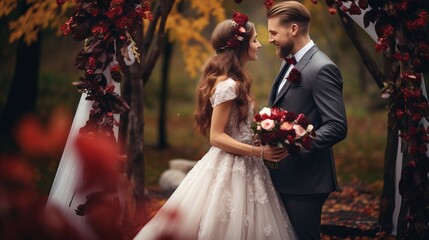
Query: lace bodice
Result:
<box><xmin>210</xmin><ymin>78</ymin><xmax>254</xmax><ymax>144</ymax></box>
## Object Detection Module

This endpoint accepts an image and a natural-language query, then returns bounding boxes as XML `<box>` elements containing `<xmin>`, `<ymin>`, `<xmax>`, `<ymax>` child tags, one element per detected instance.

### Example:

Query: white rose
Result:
<box><xmin>293</xmin><ymin>124</ymin><xmax>306</xmax><ymax>139</ymax></box>
<box><xmin>261</xmin><ymin>119</ymin><xmax>275</xmax><ymax>131</ymax></box>
<box><xmin>259</xmin><ymin>107</ymin><xmax>272</xmax><ymax>116</ymax></box>
<box><xmin>381</xmin><ymin>93</ymin><xmax>390</xmax><ymax>99</ymax></box>
<box><xmin>306</xmin><ymin>124</ymin><xmax>314</xmax><ymax>132</ymax></box>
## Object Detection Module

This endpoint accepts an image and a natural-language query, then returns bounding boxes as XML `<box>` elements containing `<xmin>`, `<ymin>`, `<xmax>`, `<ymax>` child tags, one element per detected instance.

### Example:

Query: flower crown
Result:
<box><xmin>220</xmin><ymin>12</ymin><xmax>249</xmax><ymax>51</ymax></box>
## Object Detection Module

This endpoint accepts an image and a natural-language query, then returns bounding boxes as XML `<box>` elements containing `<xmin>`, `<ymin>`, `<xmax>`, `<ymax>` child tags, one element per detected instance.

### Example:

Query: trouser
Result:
<box><xmin>279</xmin><ymin>192</ymin><xmax>330</xmax><ymax>240</ymax></box>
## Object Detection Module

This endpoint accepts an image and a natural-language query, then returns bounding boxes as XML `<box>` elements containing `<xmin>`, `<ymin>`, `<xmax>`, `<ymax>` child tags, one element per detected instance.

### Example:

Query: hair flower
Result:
<box><xmin>219</xmin><ymin>12</ymin><xmax>249</xmax><ymax>51</ymax></box>
<box><xmin>232</xmin><ymin>12</ymin><xmax>249</xmax><ymax>25</ymax></box>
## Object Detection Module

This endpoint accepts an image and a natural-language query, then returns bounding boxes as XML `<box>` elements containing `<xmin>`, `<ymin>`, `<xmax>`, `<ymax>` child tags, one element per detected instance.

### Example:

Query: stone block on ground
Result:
<box><xmin>158</xmin><ymin>169</ymin><xmax>187</xmax><ymax>193</ymax></box>
<box><xmin>168</xmin><ymin>159</ymin><xmax>197</xmax><ymax>173</ymax></box>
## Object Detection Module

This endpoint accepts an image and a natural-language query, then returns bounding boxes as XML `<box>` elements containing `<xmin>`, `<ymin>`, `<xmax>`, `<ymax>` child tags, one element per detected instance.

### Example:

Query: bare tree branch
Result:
<box><xmin>337</xmin><ymin>9</ymin><xmax>386</xmax><ymax>89</ymax></box>
<box><xmin>143</xmin><ymin>2</ymin><xmax>161</xmax><ymax>54</ymax></box>
<box><xmin>143</xmin><ymin>0</ymin><xmax>175</xmax><ymax>84</ymax></box>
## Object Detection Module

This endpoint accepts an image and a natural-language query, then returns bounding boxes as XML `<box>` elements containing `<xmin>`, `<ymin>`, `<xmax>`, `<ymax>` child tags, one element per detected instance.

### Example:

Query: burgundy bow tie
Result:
<box><xmin>284</xmin><ymin>56</ymin><xmax>297</xmax><ymax>65</ymax></box>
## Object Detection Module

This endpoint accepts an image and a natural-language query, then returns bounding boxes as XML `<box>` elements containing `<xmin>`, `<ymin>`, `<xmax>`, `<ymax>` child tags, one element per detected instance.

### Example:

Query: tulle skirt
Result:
<box><xmin>133</xmin><ymin>147</ymin><xmax>297</xmax><ymax>240</ymax></box>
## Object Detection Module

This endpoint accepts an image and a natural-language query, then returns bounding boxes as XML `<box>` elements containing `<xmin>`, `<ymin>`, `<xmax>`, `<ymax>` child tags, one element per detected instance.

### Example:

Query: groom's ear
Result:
<box><xmin>291</xmin><ymin>23</ymin><xmax>299</xmax><ymax>36</ymax></box>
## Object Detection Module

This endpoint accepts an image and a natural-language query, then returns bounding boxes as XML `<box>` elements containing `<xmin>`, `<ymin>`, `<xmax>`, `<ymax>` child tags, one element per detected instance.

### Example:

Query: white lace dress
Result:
<box><xmin>133</xmin><ymin>79</ymin><xmax>297</xmax><ymax>240</ymax></box>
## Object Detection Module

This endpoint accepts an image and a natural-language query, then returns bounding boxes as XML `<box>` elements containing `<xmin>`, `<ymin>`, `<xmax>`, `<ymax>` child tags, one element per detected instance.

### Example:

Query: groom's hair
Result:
<box><xmin>267</xmin><ymin>1</ymin><xmax>311</xmax><ymax>33</ymax></box>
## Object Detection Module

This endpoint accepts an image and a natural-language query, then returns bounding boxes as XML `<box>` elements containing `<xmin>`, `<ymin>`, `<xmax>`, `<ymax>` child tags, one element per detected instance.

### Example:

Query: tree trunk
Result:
<box><xmin>125</xmin><ymin>0</ymin><xmax>175</xmax><ymax>202</ymax></box>
<box><xmin>378</xmin><ymin>55</ymin><xmax>397</xmax><ymax>234</ymax></box>
<box><xmin>119</xmin><ymin>65</ymin><xmax>131</xmax><ymax>153</ymax></box>
<box><xmin>379</xmin><ymin>127</ymin><xmax>398</xmax><ymax>233</ymax></box>
<box><xmin>126</xmin><ymin>25</ymin><xmax>145</xmax><ymax>202</ymax></box>
<box><xmin>0</xmin><ymin>35</ymin><xmax>40</xmax><ymax>151</ymax></box>
<box><xmin>158</xmin><ymin>33</ymin><xmax>173</xmax><ymax>149</ymax></box>
<box><xmin>126</xmin><ymin>62</ymin><xmax>145</xmax><ymax>201</ymax></box>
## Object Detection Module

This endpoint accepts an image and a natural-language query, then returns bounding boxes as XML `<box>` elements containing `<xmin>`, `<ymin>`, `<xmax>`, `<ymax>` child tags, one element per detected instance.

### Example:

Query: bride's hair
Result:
<box><xmin>194</xmin><ymin>19</ymin><xmax>255</xmax><ymax>137</ymax></box>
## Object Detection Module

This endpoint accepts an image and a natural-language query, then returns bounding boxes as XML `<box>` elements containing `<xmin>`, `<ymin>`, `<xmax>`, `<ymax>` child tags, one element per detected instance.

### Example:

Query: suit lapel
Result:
<box><xmin>272</xmin><ymin>45</ymin><xmax>320</xmax><ymax>106</ymax></box>
<box><xmin>269</xmin><ymin>62</ymin><xmax>289</xmax><ymax>106</ymax></box>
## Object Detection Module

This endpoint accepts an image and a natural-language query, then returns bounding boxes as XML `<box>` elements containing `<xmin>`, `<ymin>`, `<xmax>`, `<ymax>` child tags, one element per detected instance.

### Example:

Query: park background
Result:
<box><xmin>0</xmin><ymin>1</ymin><xmax>389</xmax><ymax>189</ymax></box>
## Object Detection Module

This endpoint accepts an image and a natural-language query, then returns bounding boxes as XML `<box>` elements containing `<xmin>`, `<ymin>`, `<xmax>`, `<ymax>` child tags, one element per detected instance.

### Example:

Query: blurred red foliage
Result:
<box><xmin>14</xmin><ymin>108</ymin><xmax>71</xmax><ymax>158</ymax></box>
<box><xmin>0</xmin><ymin>109</ymin><xmax>153</xmax><ymax>239</ymax></box>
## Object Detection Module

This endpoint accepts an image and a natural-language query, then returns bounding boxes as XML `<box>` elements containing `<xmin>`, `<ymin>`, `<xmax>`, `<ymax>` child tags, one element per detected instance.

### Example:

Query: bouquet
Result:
<box><xmin>251</xmin><ymin>107</ymin><xmax>316</xmax><ymax>169</ymax></box>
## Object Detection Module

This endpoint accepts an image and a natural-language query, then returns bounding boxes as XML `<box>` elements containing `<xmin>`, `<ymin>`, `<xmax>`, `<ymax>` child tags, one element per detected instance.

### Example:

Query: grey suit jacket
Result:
<box><xmin>268</xmin><ymin>45</ymin><xmax>347</xmax><ymax>194</ymax></box>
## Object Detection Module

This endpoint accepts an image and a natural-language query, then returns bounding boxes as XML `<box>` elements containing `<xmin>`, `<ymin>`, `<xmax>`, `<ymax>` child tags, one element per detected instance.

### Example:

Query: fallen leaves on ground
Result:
<box><xmin>321</xmin><ymin>181</ymin><xmax>395</xmax><ymax>239</ymax></box>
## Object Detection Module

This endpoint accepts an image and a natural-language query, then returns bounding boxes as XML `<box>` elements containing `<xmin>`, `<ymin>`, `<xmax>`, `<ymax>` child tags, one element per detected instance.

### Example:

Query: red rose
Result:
<box><xmin>61</xmin><ymin>17</ymin><xmax>73</xmax><ymax>35</ymax></box>
<box><xmin>105</xmin><ymin>85</ymin><xmax>115</xmax><ymax>94</ymax></box>
<box><xmin>284</xmin><ymin>111</ymin><xmax>297</xmax><ymax>122</ymax></box>
<box><xmin>88</xmin><ymin>56</ymin><xmax>96</xmax><ymax>68</ymax></box>
<box><xmin>397</xmin><ymin>2</ymin><xmax>408</xmax><ymax>11</ymax></box>
<box><xmin>264</xmin><ymin>0</ymin><xmax>275</xmax><ymax>9</ymax></box>
<box><xmin>227</xmin><ymin>38</ymin><xmax>242</xmax><ymax>48</ymax></box>
<box><xmin>56</xmin><ymin>0</ymin><xmax>66</xmax><ymax>6</ymax></box>
<box><xmin>383</xmin><ymin>25</ymin><xmax>394</xmax><ymax>38</ymax></box>
<box><xmin>328</xmin><ymin>8</ymin><xmax>337</xmax><ymax>15</ymax></box>
<box><xmin>348</xmin><ymin>2</ymin><xmax>362</xmax><ymax>15</ymax></box>
<box><xmin>90</xmin><ymin>8</ymin><xmax>100</xmax><ymax>16</ymax></box>
<box><xmin>111</xmin><ymin>0</ymin><xmax>124</xmax><ymax>5</ymax></box>
<box><xmin>287</xmin><ymin>68</ymin><xmax>301</xmax><ymax>83</ymax></box>
<box><xmin>271</xmin><ymin>107</ymin><xmax>285</xmax><ymax>121</ymax></box>
<box><xmin>301</xmin><ymin>135</ymin><xmax>312</xmax><ymax>149</ymax></box>
<box><xmin>92</xmin><ymin>24</ymin><xmax>109</xmax><ymax>34</ymax></box>
<box><xmin>110</xmin><ymin>65</ymin><xmax>120</xmax><ymax>72</ymax></box>
<box><xmin>296</xmin><ymin>113</ymin><xmax>310</xmax><ymax>128</ymax></box>
<box><xmin>115</xmin><ymin>16</ymin><xmax>132</xmax><ymax>29</ymax></box>
<box><xmin>358</xmin><ymin>0</ymin><xmax>368</xmax><ymax>9</ymax></box>
<box><xmin>232</xmin><ymin>12</ymin><xmax>249</xmax><ymax>25</ymax></box>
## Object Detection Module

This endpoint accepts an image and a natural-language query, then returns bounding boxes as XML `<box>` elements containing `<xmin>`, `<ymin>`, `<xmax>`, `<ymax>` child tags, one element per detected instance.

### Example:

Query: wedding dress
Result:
<box><xmin>133</xmin><ymin>78</ymin><xmax>297</xmax><ymax>240</ymax></box>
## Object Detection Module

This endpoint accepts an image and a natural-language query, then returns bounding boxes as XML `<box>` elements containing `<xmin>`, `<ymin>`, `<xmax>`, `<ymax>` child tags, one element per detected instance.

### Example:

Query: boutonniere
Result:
<box><xmin>287</xmin><ymin>67</ymin><xmax>301</xmax><ymax>83</ymax></box>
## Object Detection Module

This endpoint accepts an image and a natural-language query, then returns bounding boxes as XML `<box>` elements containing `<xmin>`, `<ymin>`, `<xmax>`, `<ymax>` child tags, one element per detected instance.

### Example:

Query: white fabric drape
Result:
<box><xmin>46</xmin><ymin>43</ymin><xmax>134</xmax><ymax>238</ymax></box>
<box><xmin>46</xmin><ymin>82</ymin><xmax>121</xmax><ymax>239</ymax></box>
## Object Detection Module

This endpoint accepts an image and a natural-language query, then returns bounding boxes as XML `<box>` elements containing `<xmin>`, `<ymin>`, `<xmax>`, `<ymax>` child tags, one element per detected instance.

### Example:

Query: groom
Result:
<box><xmin>266</xmin><ymin>1</ymin><xmax>347</xmax><ymax>239</ymax></box>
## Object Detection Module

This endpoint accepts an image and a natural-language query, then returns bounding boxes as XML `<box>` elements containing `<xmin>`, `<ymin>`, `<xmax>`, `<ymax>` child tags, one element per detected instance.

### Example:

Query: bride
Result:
<box><xmin>133</xmin><ymin>12</ymin><xmax>297</xmax><ymax>240</ymax></box>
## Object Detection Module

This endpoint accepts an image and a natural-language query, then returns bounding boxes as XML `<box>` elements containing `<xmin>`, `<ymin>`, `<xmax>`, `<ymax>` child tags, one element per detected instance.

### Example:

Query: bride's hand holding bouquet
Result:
<box><xmin>251</xmin><ymin>106</ymin><xmax>316</xmax><ymax>169</ymax></box>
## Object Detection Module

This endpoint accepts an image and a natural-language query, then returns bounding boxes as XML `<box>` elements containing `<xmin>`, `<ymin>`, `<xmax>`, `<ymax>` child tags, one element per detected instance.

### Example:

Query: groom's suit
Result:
<box><xmin>268</xmin><ymin>45</ymin><xmax>347</xmax><ymax>239</ymax></box>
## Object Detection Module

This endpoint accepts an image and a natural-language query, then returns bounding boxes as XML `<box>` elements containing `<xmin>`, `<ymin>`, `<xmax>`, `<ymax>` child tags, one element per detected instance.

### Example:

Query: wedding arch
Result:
<box><xmin>301</xmin><ymin>0</ymin><xmax>429</xmax><ymax>238</ymax></box>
